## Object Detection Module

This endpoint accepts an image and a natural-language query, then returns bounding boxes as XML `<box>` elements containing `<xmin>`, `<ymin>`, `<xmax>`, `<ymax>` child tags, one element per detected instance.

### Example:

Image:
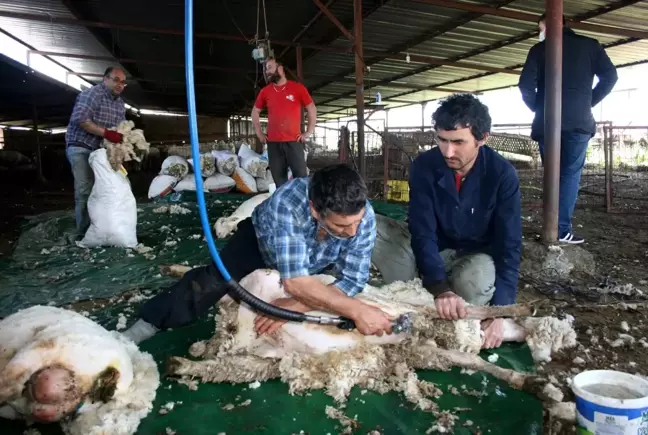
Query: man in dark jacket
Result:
<box><xmin>408</xmin><ymin>94</ymin><xmax>522</xmax><ymax>350</ymax></box>
<box><xmin>518</xmin><ymin>14</ymin><xmax>618</xmax><ymax>244</ymax></box>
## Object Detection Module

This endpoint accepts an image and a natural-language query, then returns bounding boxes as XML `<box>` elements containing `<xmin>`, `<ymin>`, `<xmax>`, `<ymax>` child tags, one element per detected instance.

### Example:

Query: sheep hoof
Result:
<box><xmin>165</xmin><ymin>356</ymin><xmax>186</xmax><ymax>377</ymax></box>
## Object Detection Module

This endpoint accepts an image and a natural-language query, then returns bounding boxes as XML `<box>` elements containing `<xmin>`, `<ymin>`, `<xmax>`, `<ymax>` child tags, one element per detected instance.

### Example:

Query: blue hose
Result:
<box><xmin>184</xmin><ymin>0</ymin><xmax>352</xmax><ymax>326</ymax></box>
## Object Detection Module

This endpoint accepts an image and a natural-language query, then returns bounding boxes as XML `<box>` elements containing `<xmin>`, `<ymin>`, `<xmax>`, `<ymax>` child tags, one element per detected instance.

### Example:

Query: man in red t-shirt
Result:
<box><xmin>252</xmin><ymin>58</ymin><xmax>317</xmax><ymax>187</ymax></box>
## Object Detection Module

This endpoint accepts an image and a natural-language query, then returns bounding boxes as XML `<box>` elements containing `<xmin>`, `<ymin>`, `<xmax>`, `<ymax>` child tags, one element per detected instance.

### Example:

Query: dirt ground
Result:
<box><xmin>2</xmin><ymin>163</ymin><xmax>648</xmax><ymax>425</ymax></box>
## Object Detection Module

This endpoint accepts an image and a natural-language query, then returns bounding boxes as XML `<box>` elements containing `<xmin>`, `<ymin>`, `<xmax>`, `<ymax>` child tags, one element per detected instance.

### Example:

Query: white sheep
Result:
<box><xmin>214</xmin><ymin>193</ymin><xmax>271</xmax><ymax>238</ymax></box>
<box><xmin>0</xmin><ymin>306</ymin><xmax>159</xmax><ymax>435</ymax></box>
<box><xmin>168</xmin><ymin>269</ymin><xmax>576</xmax><ymax>407</ymax></box>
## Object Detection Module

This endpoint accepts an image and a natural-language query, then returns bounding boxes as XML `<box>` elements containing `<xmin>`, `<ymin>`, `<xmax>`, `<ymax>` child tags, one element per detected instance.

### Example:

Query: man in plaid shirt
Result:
<box><xmin>125</xmin><ymin>164</ymin><xmax>394</xmax><ymax>344</ymax></box>
<box><xmin>65</xmin><ymin>67</ymin><xmax>127</xmax><ymax>238</ymax></box>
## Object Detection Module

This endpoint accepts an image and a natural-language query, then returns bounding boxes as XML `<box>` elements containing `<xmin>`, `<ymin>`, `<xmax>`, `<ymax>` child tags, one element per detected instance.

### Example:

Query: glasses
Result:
<box><xmin>107</xmin><ymin>76</ymin><xmax>128</xmax><ymax>87</ymax></box>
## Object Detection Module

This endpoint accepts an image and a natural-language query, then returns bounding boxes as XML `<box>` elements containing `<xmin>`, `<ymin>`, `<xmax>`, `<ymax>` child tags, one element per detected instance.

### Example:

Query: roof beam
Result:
<box><xmin>409</xmin><ymin>0</ymin><xmax>648</xmax><ymax>40</ymax></box>
<box><xmin>319</xmin><ymin>36</ymin><xmax>640</xmax><ymax>117</ymax></box>
<box><xmin>316</xmin><ymin>0</ymin><xmax>642</xmax><ymax>107</ymax></box>
<box><xmin>312</xmin><ymin>0</ymin><xmax>355</xmax><ymax>42</ymax></box>
<box><xmin>278</xmin><ymin>0</ymin><xmax>339</xmax><ymax>59</ymax></box>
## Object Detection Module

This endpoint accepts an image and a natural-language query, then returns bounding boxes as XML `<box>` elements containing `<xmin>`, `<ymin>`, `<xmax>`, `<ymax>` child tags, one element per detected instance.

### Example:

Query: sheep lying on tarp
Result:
<box><xmin>167</xmin><ymin>269</ymin><xmax>577</xmax><ymax>410</ymax></box>
<box><xmin>0</xmin><ymin>306</ymin><xmax>159</xmax><ymax>435</ymax></box>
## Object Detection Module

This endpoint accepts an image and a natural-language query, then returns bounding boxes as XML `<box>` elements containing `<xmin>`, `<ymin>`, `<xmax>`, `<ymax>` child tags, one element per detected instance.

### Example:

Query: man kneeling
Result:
<box><xmin>408</xmin><ymin>94</ymin><xmax>522</xmax><ymax>349</ymax></box>
<box><xmin>124</xmin><ymin>164</ymin><xmax>393</xmax><ymax>344</ymax></box>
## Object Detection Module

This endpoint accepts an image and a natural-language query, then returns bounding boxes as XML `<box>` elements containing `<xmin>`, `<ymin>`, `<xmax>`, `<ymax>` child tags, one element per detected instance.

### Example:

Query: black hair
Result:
<box><xmin>309</xmin><ymin>164</ymin><xmax>368</xmax><ymax>216</ymax></box>
<box><xmin>432</xmin><ymin>93</ymin><xmax>492</xmax><ymax>141</ymax></box>
<box><xmin>538</xmin><ymin>13</ymin><xmax>566</xmax><ymax>25</ymax></box>
<box><xmin>103</xmin><ymin>66</ymin><xmax>124</xmax><ymax>77</ymax></box>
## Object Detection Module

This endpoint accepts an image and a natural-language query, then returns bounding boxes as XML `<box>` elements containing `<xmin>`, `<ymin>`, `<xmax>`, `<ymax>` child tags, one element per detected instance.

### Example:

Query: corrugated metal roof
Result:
<box><xmin>0</xmin><ymin>0</ymin><xmax>646</xmax><ymax>119</ymax></box>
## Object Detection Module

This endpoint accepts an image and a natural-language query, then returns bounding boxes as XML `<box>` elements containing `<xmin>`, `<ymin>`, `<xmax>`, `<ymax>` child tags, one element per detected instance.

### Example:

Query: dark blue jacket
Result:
<box><xmin>518</xmin><ymin>28</ymin><xmax>618</xmax><ymax>141</ymax></box>
<box><xmin>408</xmin><ymin>145</ymin><xmax>522</xmax><ymax>306</ymax></box>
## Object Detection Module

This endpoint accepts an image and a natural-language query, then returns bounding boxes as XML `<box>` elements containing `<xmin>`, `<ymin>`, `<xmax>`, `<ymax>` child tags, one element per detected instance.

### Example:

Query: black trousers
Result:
<box><xmin>139</xmin><ymin>218</ymin><xmax>268</xmax><ymax>330</ymax></box>
<box><xmin>267</xmin><ymin>141</ymin><xmax>308</xmax><ymax>187</ymax></box>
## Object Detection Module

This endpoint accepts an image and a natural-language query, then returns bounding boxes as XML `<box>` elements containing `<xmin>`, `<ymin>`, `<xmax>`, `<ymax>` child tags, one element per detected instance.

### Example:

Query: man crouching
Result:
<box><xmin>124</xmin><ymin>164</ymin><xmax>393</xmax><ymax>344</ymax></box>
<box><xmin>408</xmin><ymin>94</ymin><xmax>522</xmax><ymax>349</ymax></box>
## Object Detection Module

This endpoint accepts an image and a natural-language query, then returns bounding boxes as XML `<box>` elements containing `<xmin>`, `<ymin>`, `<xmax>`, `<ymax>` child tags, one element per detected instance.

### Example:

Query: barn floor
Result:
<box><xmin>1</xmin><ymin>167</ymin><xmax>648</xmax><ymax>434</ymax></box>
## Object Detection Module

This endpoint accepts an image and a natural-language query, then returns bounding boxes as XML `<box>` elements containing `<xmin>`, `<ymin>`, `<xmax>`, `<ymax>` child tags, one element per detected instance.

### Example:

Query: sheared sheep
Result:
<box><xmin>214</xmin><ymin>193</ymin><xmax>271</xmax><ymax>238</ymax></box>
<box><xmin>167</xmin><ymin>269</ymin><xmax>577</xmax><ymax>408</ymax></box>
<box><xmin>0</xmin><ymin>306</ymin><xmax>159</xmax><ymax>435</ymax></box>
<box><xmin>104</xmin><ymin>120</ymin><xmax>151</xmax><ymax>171</ymax></box>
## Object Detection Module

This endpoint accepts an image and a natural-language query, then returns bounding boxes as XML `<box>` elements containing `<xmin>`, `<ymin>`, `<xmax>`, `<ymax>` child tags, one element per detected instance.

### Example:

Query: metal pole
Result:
<box><xmin>603</xmin><ymin>125</ymin><xmax>612</xmax><ymax>211</ymax></box>
<box><xmin>32</xmin><ymin>105</ymin><xmax>44</xmax><ymax>182</ymax></box>
<box><xmin>354</xmin><ymin>0</ymin><xmax>365</xmax><ymax>179</ymax></box>
<box><xmin>542</xmin><ymin>0</ymin><xmax>563</xmax><ymax>243</ymax></box>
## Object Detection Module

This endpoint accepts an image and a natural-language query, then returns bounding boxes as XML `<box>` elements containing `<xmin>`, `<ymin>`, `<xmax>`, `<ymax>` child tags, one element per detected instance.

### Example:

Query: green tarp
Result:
<box><xmin>1</xmin><ymin>192</ymin><xmax>543</xmax><ymax>434</ymax></box>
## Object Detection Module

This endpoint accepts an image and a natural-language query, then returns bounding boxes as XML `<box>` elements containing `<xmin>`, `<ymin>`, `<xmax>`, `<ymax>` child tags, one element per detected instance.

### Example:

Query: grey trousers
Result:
<box><xmin>267</xmin><ymin>141</ymin><xmax>308</xmax><ymax>188</ymax></box>
<box><xmin>66</xmin><ymin>146</ymin><xmax>95</xmax><ymax>236</ymax></box>
<box><xmin>371</xmin><ymin>214</ymin><xmax>496</xmax><ymax>305</ymax></box>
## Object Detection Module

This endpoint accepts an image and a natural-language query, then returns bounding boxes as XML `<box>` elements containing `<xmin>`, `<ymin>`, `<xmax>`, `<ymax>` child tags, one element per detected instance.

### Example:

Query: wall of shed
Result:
<box><xmin>138</xmin><ymin>115</ymin><xmax>228</xmax><ymax>142</ymax></box>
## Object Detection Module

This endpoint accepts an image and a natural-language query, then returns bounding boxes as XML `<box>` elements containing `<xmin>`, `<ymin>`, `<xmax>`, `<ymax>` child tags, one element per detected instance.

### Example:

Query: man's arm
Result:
<box><xmin>70</xmin><ymin>90</ymin><xmax>106</xmax><ymax>137</ymax></box>
<box><xmin>252</xmin><ymin>89</ymin><xmax>266</xmax><ymax>142</ymax></box>
<box><xmin>489</xmin><ymin>166</ymin><xmax>522</xmax><ymax>306</ymax></box>
<box><xmin>518</xmin><ymin>46</ymin><xmax>539</xmax><ymax>112</ymax></box>
<box><xmin>407</xmin><ymin>156</ymin><xmax>447</xmax><ymax>295</ymax></box>
<box><xmin>331</xmin><ymin>206</ymin><xmax>376</xmax><ymax>297</ymax></box>
<box><xmin>304</xmin><ymin>103</ymin><xmax>317</xmax><ymax>137</ymax></box>
<box><xmin>591</xmin><ymin>44</ymin><xmax>618</xmax><ymax>107</ymax></box>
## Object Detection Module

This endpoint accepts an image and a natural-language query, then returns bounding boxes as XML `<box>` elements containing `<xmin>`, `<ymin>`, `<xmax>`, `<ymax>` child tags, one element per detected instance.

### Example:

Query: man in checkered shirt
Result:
<box><xmin>65</xmin><ymin>67</ymin><xmax>127</xmax><ymax>238</ymax></box>
<box><xmin>125</xmin><ymin>164</ymin><xmax>394</xmax><ymax>344</ymax></box>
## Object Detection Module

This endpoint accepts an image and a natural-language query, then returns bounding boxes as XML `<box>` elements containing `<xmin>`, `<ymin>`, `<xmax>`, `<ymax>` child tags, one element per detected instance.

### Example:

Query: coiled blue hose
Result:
<box><xmin>184</xmin><ymin>0</ymin><xmax>353</xmax><ymax>327</ymax></box>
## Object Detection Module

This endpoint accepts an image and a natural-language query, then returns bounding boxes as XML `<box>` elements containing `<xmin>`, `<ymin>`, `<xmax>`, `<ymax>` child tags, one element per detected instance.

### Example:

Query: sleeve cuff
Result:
<box><xmin>422</xmin><ymin>278</ymin><xmax>450</xmax><ymax>297</ymax></box>
<box><xmin>333</xmin><ymin>279</ymin><xmax>362</xmax><ymax>297</ymax></box>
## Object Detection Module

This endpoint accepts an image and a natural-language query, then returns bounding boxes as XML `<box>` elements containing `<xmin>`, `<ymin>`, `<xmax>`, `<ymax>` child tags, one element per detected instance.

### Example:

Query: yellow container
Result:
<box><xmin>387</xmin><ymin>180</ymin><xmax>409</xmax><ymax>202</ymax></box>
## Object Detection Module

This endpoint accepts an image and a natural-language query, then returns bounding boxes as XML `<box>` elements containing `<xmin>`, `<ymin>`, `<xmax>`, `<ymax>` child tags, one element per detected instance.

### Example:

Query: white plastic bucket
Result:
<box><xmin>572</xmin><ymin>370</ymin><xmax>648</xmax><ymax>434</ymax></box>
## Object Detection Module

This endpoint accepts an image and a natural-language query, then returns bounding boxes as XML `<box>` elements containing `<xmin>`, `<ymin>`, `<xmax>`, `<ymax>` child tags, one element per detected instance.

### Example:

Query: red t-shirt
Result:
<box><xmin>254</xmin><ymin>80</ymin><xmax>314</xmax><ymax>142</ymax></box>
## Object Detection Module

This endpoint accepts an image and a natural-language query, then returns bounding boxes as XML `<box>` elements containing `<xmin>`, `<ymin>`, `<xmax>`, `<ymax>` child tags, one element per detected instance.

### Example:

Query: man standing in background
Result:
<box><xmin>518</xmin><ymin>14</ymin><xmax>618</xmax><ymax>244</ymax></box>
<box><xmin>252</xmin><ymin>58</ymin><xmax>317</xmax><ymax>188</ymax></box>
<box><xmin>65</xmin><ymin>66</ymin><xmax>127</xmax><ymax>239</ymax></box>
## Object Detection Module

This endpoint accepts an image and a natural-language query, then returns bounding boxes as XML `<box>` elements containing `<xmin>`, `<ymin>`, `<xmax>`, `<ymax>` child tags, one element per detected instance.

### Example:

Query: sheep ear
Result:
<box><xmin>88</xmin><ymin>367</ymin><xmax>120</xmax><ymax>403</ymax></box>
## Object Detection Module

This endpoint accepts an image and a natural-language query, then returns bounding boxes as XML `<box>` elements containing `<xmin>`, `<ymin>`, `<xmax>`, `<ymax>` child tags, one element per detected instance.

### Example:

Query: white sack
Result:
<box><xmin>148</xmin><ymin>174</ymin><xmax>179</xmax><ymax>199</ymax></box>
<box><xmin>204</xmin><ymin>174</ymin><xmax>236</xmax><ymax>193</ymax></box>
<box><xmin>174</xmin><ymin>174</ymin><xmax>198</xmax><ymax>192</ymax></box>
<box><xmin>237</xmin><ymin>144</ymin><xmax>268</xmax><ymax>178</ymax></box>
<box><xmin>160</xmin><ymin>155</ymin><xmax>189</xmax><ymax>179</ymax></box>
<box><xmin>214</xmin><ymin>193</ymin><xmax>270</xmax><ymax>238</ymax></box>
<box><xmin>78</xmin><ymin>149</ymin><xmax>137</xmax><ymax>248</ymax></box>
<box><xmin>188</xmin><ymin>153</ymin><xmax>216</xmax><ymax>178</ymax></box>
<box><xmin>256</xmin><ymin>169</ymin><xmax>273</xmax><ymax>192</ymax></box>
<box><xmin>211</xmin><ymin>150</ymin><xmax>238</xmax><ymax>176</ymax></box>
<box><xmin>0</xmin><ymin>305</ymin><xmax>159</xmax><ymax>435</ymax></box>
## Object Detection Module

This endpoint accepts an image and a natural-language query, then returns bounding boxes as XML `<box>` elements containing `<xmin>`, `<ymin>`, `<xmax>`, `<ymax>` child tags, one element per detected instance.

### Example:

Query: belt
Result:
<box><xmin>67</xmin><ymin>143</ymin><xmax>96</xmax><ymax>151</ymax></box>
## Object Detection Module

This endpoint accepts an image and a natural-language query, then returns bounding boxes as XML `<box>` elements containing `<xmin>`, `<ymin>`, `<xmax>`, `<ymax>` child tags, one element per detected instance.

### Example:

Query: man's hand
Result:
<box><xmin>481</xmin><ymin>318</ymin><xmax>504</xmax><ymax>349</ymax></box>
<box><xmin>351</xmin><ymin>303</ymin><xmax>394</xmax><ymax>336</ymax></box>
<box><xmin>257</xmin><ymin>133</ymin><xmax>267</xmax><ymax>144</ymax></box>
<box><xmin>103</xmin><ymin>130</ymin><xmax>123</xmax><ymax>144</ymax></box>
<box><xmin>435</xmin><ymin>291</ymin><xmax>467</xmax><ymax>320</ymax></box>
<box><xmin>254</xmin><ymin>297</ymin><xmax>310</xmax><ymax>336</ymax></box>
<box><xmin>297</xmin><ymin>132</ymin><xmax>312</xmax><ymax>143</ymax></box>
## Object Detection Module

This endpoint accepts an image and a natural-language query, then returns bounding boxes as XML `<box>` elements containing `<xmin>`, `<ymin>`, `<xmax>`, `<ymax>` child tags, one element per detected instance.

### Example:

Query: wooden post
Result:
<box><xmin>354</xmin><ymin>0</ymin><xmax>365</xmax><ymax>179</ymax></box>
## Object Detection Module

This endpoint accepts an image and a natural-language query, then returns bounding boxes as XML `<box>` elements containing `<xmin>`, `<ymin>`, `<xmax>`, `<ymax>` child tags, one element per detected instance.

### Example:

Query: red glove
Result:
<box><xmin>103</xmin><ymin>130</ymin><xmax>123</xmax><ymax>144</ymax></box>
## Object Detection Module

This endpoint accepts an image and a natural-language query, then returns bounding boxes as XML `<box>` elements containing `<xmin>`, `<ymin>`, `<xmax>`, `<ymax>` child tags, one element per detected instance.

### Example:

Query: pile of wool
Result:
<box><xmin>103</xmin><ymin>120</ymin><xmax>151</xmax><ymax>171</ymax></box>
<box><xmin>0</xmin><ymin>306</ymin><xmax>159</xmax><ymax>435</ymax></box>
<box><xmin>168</xmin><ymin>270</ymin><xmax>577</xmax><ymax>417</ymax></box>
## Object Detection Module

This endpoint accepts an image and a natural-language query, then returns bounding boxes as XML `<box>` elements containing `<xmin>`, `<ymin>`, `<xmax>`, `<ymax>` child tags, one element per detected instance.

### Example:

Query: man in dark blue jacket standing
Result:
<box><xmin>408</xmin><ymin>94</ymin><xmax>522</xmax><ymax>349</ymax></box>
<box><xmin>518</xmin><ymin>14</ymin><xmax>618</xmax><ymax>244</ymax></box>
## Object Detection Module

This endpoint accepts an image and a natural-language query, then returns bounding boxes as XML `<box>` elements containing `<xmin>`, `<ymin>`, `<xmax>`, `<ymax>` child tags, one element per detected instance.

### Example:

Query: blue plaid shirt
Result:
<box><xmin>66</xmin><ymin>83</ymin><xmax>126</xmax><ymax>150</ymax></box>
<box><xmin>251</xmin><ymin>177</ymin><xmax>376</xmax><ymax>296</ymax></box>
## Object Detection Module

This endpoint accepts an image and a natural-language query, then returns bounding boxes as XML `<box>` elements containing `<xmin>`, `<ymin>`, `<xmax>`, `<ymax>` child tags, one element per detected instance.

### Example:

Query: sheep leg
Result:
<box><xmin>420</xmin><ymin>303</ymin><xmax>536</xmax><ymax>321</ymax></box>
<box><xmin>166</xmin><ymin>355</ymin><xmax>280</xmax><ymax>383</ymax></box>
<box><xmin>409</xmin><ymin>346</ymin><xmax>555</xmax><ymax>402</ymax></box>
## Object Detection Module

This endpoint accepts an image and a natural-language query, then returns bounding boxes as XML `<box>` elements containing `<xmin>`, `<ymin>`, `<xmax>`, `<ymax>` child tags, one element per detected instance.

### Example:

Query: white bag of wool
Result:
<box><xmin>237</xmin><ymin>143</ymin><xmax>268</xmax><ymax>178</ymax></box>
<box><xmin>211</xmin><ymin>150</ymin><xmax>238</xmax><ymax>176</ymax></box>
<box><xmin>148</xmin><ymin>174</ymin><xmax>180</xmax><ymax>199</ymax></box>
<box><xmin>203</xmin><ymin>174</ymin><xmax>236</xmax><ymax>193</ymax></box>
<box><xmin>188</xmin><ymin>153</ymin><xmax>216</xmax><ymax>178</ymax></box>
<box><xmin>78</xmin><ymin>148</ymin><xmax>138</xmax><ymax>248</ymax></box>
<box><xmin>160</xmin><ymin>155</ymin><xmax>189</xmax><ymax>179</ymax></box>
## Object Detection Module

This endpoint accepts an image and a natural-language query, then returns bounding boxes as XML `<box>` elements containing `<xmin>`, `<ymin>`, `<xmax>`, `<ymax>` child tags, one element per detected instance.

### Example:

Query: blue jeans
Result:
<box><xmin>538</xmin><ymin>131</ymin><xmax>591</xmax><ymax>236</ymax></box>
<box><xmin>66</xmin><ymin>146</ymin><xmax>95</xmax><ymax>235</ymax></box>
